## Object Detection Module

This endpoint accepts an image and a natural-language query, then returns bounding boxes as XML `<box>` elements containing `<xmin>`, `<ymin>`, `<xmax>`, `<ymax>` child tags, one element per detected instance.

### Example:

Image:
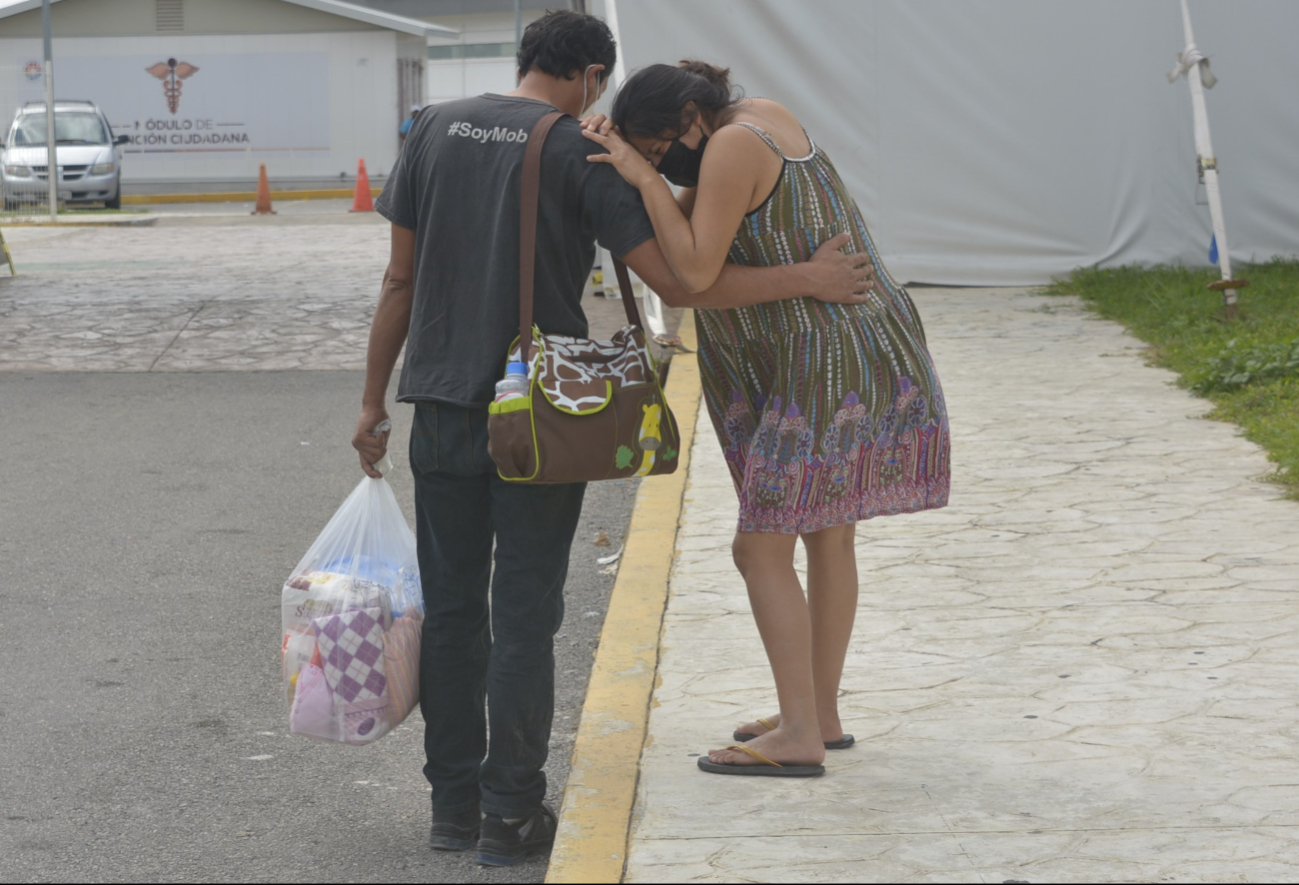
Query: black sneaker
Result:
<box><xmin>475</xmin><ymin>802</ymin><xmax>558</xmax><ymax>867</ymax></box>
<box><xmin>428</xmin><ymin>805</ymin><xmax>481</xmax><ymax>851</ymax></box>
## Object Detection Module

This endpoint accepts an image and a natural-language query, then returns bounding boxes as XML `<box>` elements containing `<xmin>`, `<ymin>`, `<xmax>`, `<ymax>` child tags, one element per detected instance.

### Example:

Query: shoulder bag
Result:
<box><xmin>487</xmin><ymin>111</ymin><xmax>681</xmax><ymax>484</ymax></box>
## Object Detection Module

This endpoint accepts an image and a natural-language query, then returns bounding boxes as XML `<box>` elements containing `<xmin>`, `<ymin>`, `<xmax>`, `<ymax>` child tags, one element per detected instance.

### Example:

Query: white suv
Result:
<box><xmin>1</xmin><ymin>100</ymin><xmax>130</xmax><ymax>210</ymax></box>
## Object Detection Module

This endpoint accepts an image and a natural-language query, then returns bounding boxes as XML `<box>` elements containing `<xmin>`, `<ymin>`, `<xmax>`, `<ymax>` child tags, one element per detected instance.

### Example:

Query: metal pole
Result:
<box><xmin>599</xmin><ymin>0</ymin><xmax>673</xmax><ymax>341</ymax></box>
<box><xmin>605</xmin><ymin>0</ymin><xmax>626</xmax><ymax>85</ymax></box>
<box><xmin>42</xmin><ymin>0</ymin><xmax>57</xmax><ymax>222</ymax></box>
<box><xmin>514</xmin><ymin>0</ymin><xmax>522</xmax><ymax>48</ymax></box>
<box><xmin>1177</xmin><ymin>0</ymin><xmax>1236</xmax><ymax>317</ymax></box>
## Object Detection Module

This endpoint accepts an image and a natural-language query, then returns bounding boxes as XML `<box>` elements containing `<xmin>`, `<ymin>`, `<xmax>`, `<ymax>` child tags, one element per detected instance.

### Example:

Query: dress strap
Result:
<box><xmin>729</xmin><ymin>121</ymin><xmax>787</xmax><ymax>159</ymax></box>
<box><xmin>728</xmin><ymin>121</ymin><xmax>816</xmax><ymax>162</ymax></box>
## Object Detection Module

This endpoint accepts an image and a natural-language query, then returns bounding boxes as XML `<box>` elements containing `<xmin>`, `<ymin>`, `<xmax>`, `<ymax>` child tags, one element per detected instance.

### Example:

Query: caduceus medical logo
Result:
<box><xmin>145</xmin><ymin>58</ymin><xmax>199</xmax><ymax>114</ymax></box>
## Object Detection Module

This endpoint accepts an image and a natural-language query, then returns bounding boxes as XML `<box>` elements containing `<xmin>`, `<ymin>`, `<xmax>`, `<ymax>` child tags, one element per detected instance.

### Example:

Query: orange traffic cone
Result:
<box><xmin>350</xmin><ymin>159</ymin><xmax>375</xmax><ymax>212</ymax></box>
<box><xmin>251</xmin><ymin>163</ymin><xmax>275</xmax><ymax>215</ymax></box>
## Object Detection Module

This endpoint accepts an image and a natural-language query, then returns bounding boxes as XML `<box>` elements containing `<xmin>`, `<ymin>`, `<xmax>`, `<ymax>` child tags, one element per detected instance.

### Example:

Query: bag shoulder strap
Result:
<box><xmin>519</xmin><ymin>111</ymin><xmax>642</xmax><ymax>361</ymax></box>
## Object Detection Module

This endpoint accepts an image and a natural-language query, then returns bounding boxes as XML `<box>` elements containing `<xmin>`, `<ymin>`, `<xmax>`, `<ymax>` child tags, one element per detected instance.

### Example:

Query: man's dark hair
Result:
<box><xmin>517</xmin><ymin>9</ymin><xmax>616</xmax><ymax>81</ymax></box>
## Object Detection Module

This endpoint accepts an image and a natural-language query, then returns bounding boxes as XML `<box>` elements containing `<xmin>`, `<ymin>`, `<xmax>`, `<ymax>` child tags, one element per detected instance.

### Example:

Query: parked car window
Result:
<box><xmin>10</xmin><ymin>112</ymin><xmax>110</xmax><ymax>146</ymax></box>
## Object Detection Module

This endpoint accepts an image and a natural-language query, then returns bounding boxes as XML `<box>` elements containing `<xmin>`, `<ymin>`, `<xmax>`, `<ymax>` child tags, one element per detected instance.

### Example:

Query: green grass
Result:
<box><xmin>1044</xmin><ymin>259</ymin><xmax>1299</xmax><ymax>498</ymax></box>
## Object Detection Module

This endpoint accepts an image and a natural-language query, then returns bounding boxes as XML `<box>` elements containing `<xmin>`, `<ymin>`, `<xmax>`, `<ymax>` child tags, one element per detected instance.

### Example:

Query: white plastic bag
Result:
<box><xmin>280</xmin><ymin>473</ymin><xmax>423</xmax><ymax>745</ymax></box>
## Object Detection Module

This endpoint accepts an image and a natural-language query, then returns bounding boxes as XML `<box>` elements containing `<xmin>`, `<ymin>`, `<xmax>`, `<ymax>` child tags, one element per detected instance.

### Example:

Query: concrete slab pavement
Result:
<box><xmin>0</xmin><ymin>216</ymin><xmax>652</xmax><ymax>374</ymax></box>
<box><xmin>554</xmin><ymin>287</ymin><xmax>1299</xmax><ymax>883</ymax></box>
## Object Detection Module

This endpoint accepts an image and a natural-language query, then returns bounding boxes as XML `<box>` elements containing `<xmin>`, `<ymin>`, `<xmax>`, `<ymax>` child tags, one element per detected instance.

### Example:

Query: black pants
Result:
<box><xmin>409</xmin><ymin>401</ymin><xmax>586</xmax><ymax>818</ymax></box>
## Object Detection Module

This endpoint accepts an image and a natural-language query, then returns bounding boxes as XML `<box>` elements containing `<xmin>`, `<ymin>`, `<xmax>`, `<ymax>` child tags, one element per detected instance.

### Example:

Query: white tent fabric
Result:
<box><xmin>601</xmin><ymin>0</ymin><xmax>1299</xmax><ymax>285</ymax></box>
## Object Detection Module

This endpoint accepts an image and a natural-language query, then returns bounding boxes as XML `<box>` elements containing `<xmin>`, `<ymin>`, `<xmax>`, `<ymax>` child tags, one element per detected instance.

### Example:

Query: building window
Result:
<box><xmin>428</xmin><ymin>43</ymin><xmax>517</xmax><ymax>61</ymax></box>
<box><xmin>155</xmin><ymin>0</ymin><xmax>183</xmax><ymax>32</ymax></box>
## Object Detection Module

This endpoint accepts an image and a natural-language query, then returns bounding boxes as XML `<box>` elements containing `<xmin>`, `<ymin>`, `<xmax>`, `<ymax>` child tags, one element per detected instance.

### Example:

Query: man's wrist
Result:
<box><xmin>785</xmin><ymin>262</ymin><xmax>819</xmax><ymax>299</ymax></box>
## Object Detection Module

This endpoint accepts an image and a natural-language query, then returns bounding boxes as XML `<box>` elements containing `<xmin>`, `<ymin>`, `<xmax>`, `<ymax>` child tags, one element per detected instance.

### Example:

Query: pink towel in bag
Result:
<box><xmin>289</xmin><ymin>663</ymin><xmax>338</xmax><ymax>741</ymax></box>
<box><xmin>311</xmin><ymin>607</ymin><xmax>390</xmax><ymax>744</ymax></box>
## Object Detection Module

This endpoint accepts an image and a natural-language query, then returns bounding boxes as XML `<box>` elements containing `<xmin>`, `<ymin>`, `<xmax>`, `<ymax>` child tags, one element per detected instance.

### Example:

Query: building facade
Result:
<box><xmin>353</xmin><ymin>1</ymin><xmax>591</xmax><ymax>107</ymax></box>
<box><xmin>0</xmin><ymin>0</ymin><xmax>453</xmax><ymax>185</ymax></box>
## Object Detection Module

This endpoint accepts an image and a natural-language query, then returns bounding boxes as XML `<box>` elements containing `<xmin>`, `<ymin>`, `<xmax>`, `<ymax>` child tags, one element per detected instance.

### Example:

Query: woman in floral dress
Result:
<box><xmin>584</xmin><ymin>61</ymin><xmax>950</xmax><ymax>776</ymax></box>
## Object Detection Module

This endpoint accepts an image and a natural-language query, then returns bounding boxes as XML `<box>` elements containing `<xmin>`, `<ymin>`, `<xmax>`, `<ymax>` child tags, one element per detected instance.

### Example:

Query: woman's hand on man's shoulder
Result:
<box><xmin>584</xmin><ymin>126</ymin><xmax>659</xmax><ymax>190</ymax></box>
<box><xmin>580</xmin><ymin>113</ymin><xmax>616</xmax><ymax>136</ymax></box>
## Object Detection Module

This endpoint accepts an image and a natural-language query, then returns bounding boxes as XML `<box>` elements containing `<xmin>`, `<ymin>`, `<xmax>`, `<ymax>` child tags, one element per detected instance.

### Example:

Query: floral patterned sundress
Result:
<box><xmin>696</xmin><ymin>122</ymin><xmax>950</xmax><ymax>534</ymax></box>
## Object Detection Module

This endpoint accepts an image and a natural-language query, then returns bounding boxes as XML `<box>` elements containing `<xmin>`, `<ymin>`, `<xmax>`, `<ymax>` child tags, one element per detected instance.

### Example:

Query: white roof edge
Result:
<box><xmin>0</xmin><ymin>0</ymin><xmax>67</xmax><ymax>20</ymax></box>
<box><xmin>278</xmin><ymin>0</ymin><xmax>459</xmax><ymax>38</ymax></box>
<box><xmin>0</xmin><ymin>0</ymin><xmax>460</xmax><ymax>39</ymax></box>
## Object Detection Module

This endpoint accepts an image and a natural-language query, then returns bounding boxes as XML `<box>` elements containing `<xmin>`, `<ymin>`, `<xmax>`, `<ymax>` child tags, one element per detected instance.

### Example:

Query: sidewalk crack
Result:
<box><xmin>921</xmin><ymin>783</ymin><xmax>988</xmax><ymax>884</ymax></box>
<box><xmin>146</xmin><ymin>264</ymin><xmax>294</xmax><ymax>372</ymax></box>
<box><xmin>148</xmin><ymin>298</ymin><xmax>212</xmax><ymax>372</ymax></box>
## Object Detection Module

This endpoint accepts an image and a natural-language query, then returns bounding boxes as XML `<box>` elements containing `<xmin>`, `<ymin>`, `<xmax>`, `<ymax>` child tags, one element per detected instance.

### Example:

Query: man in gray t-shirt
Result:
<box><xmin>351</xmin><ymin>10</ymin><xmax>870</xmax><ymax>866</ymax></box>
<box><xmin>375</xmin><ymin>93</ymin><xmax>655</xmax><ymax>407</ymax></box>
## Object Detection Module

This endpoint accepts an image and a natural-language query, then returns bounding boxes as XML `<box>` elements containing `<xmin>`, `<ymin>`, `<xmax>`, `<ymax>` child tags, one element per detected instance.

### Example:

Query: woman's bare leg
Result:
<box><xmin>804</xmin><ymin>522</ymin><xmax>859</xmax><ymax>738</ymax></box>
<box><xmin>707</xmin><ymin>531</ymin><xmax>825</xmax><ymax>767</ymax></box>
<box><xmin>736</xmin><ymin>522</ymin><xmax>858</xmax><ymax>742</ymax></box>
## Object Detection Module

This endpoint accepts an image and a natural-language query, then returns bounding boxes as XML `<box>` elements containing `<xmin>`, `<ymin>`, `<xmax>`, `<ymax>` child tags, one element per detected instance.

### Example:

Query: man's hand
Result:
<box><xmin>352</xmin><ymin>405</ymin><xmax>391</xmax><ymax>478</ymax></box>
<box><xmin>805</xmin><ymin>233</ymin><xmax>876</xmax><ymax>304</ymax></box>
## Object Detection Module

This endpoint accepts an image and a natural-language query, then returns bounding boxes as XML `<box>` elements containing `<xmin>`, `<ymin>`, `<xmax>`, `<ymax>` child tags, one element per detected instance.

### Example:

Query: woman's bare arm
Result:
<box><xmin>621</xmin><ymin>233</ymin><xmax>872</xmax><ymax>310</ymax></box>
<box><xmin>585</xmin><ymin>125</ymin><xmax>773</xmax><ymax>293</ymax></box>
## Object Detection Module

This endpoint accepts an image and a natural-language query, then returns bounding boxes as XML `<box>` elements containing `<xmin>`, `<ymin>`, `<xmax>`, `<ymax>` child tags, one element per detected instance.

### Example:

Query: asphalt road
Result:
<box><xmin>0</xmin><ymin>369</ymin><xmax>637</xmax><ymax>883</ymax></box>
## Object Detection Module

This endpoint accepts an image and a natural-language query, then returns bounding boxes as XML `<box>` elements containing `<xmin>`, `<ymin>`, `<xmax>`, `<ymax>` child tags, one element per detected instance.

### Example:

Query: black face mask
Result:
<box><xmin>656</xmin><ymin>134</ymin><xmax>709</xmax><ymax>188</ymax></box>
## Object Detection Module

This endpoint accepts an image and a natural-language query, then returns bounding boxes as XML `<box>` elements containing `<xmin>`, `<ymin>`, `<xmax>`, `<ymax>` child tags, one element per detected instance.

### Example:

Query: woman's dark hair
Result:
<box><xmin>517</xmin><ymin>10</ymin><xmax>617</xmax><ymax>81</ymax></box>
<box><xmin>613</xmin><ymin>60</ymin><xmax>741</xmax><ymax>139</ymax></box>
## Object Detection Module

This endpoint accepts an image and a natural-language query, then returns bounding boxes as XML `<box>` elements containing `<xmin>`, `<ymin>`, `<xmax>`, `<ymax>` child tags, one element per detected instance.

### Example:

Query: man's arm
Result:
<box><xmin>621</xmin><ymin>233</ymin><xmax>873</xmax><ymax>310</ymax></box>
<box><xmin>352</xmin><ymin>224</ymin><xmax>416</xmax><ymax>477</ymax></box>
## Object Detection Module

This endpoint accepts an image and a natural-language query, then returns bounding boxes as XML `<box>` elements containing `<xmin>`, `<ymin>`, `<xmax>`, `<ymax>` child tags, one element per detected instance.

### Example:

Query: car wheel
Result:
<box><xmin>106</xmin><ymin>185</ymin><xmax>121</xmax><ymax>210</ymax></box>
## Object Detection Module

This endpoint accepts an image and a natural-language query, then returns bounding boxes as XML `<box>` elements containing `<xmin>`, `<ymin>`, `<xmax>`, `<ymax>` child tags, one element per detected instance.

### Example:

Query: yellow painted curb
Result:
<box><xmin>546</xmin><ymin>312</ymin><xmax>702</xmax><ymax>885</ymax></box>
<box><xmin>122</xmin><ymin>187</ymin><xmax>382</xmax><ymax>205</ymax></box>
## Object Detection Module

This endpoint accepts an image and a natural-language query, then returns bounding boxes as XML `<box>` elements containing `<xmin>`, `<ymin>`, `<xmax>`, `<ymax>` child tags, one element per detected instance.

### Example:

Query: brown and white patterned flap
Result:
<box><xmin>507</xmin><ymin>326</ymin><xmax>654</xmax><ymax>414</ymax></box>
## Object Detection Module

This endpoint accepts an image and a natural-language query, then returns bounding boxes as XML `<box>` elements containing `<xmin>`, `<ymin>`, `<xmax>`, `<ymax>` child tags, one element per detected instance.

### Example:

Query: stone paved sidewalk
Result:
<box><xmin>0</xmin><ymin>221</ymin><xmax>642</xmax><ymax>374</ymax></box>
<box><xmin>628</xmin><ymin>288</ymin><xmax>1299</xmax><ymax>883</ymax></box>
<box><xmin>0</xmin><ymin>222</ymin><xmax>389</xmax><ymax>373</ymax></box>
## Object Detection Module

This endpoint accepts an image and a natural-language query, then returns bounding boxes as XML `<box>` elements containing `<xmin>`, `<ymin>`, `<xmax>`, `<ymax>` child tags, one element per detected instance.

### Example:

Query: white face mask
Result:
<box><xmin>580</xmin><ymin>64</ymin><xmax>603</xmax><ymax>115</ymax></box>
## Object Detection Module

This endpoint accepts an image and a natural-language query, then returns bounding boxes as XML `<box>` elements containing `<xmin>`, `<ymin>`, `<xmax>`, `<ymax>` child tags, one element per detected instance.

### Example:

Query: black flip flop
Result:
<box><xmin>696</xmin><ymin>744</ymin><xmax>826</xmax><ymax>778</ymax></box>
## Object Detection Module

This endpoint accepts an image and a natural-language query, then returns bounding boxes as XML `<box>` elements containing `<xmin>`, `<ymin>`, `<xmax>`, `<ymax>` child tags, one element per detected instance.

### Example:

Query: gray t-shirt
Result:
<box><xmin>375</xmin><ymin>94</ymin><xmax>656</xmax><ymax>407</ymax></box>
